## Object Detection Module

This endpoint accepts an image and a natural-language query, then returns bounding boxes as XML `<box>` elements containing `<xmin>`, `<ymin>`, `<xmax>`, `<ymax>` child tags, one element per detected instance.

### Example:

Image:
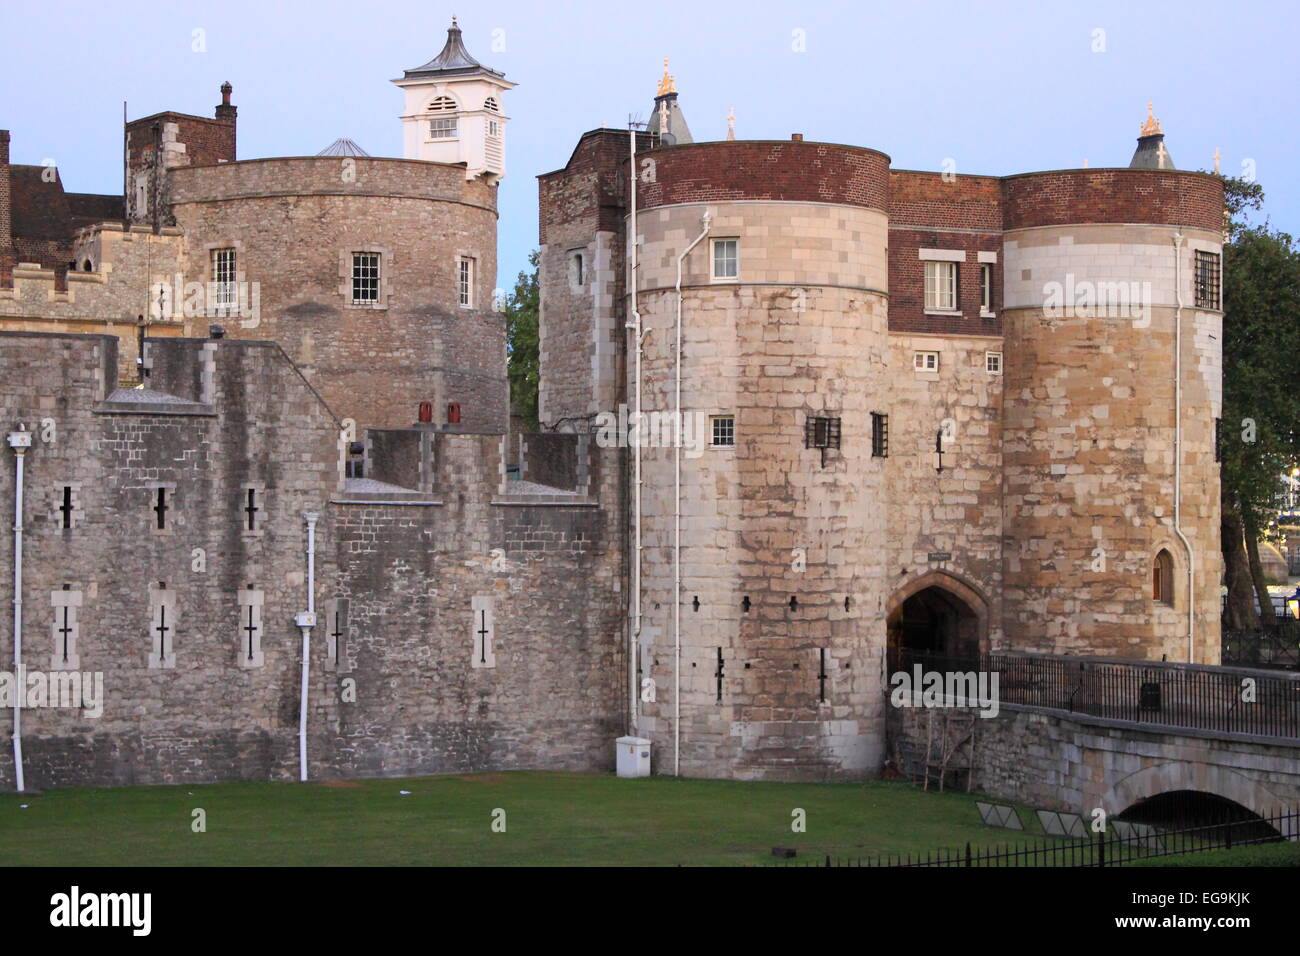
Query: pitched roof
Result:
<box><xmin>317</xmin><ymin>137</ymin><xmax>370</xmax><ymax>157</ymax></box>
<box><xmin>402</xmin><ymin>18</ymin><xmax>504</xmax><ymax>79</ymax></box>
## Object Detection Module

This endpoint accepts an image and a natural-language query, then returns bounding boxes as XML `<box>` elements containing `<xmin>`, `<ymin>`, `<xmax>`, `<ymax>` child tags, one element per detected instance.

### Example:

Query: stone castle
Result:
<box><xmin>0</xmin><ymin>22</ymin><xmax>1224</xmax><ymax>787</ymax></box>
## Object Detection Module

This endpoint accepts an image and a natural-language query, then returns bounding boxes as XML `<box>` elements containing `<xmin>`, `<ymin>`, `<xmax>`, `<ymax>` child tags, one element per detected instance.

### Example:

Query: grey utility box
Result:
<box><xmin>615</xmin><ymin>736</ymin><xmax>651</xmax><ymax>778</ymax></box>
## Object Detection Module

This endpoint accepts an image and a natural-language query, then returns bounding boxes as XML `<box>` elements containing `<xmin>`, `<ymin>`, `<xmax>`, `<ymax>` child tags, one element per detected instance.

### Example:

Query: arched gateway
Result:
<box><xmin>886</xmin><ymin>571</ymin><xmax>989</xmax><ymax>665</ymax></box>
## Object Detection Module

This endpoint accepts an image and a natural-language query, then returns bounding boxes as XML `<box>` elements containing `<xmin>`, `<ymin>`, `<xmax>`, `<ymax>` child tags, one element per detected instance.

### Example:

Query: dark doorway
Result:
<box><xmin>887</xmin><ymin>585</ymin><xmax>981</xmax><ymax>666</ymax></box>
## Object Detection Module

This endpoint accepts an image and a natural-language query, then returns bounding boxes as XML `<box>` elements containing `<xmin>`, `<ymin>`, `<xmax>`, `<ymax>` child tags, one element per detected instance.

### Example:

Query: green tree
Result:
<box><xmin>1218</xmin><ymin>177</ymin><xmax>1300</xmax><ymax>630</ymax></box>
<box><xmin>504</xmin><ymin>250</ymin><xmax>540</xmax><ymax>430</ymax></box>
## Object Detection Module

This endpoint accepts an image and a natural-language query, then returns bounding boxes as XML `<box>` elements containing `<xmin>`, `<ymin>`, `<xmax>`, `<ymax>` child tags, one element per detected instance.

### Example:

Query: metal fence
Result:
<box><xmin>766</xmin><ymin>808</ymin><xmax>1299</xmax><ymax>867</ymax></box>
<box><xmin>1222</xmin><ymin>620</ymin><xmax>1300</xmax><ymax>670</ymax></box>
<box><xmin>888</xmin><ymin>649</ymin><xmax>1300</xmax><ymax>739</ymax></box>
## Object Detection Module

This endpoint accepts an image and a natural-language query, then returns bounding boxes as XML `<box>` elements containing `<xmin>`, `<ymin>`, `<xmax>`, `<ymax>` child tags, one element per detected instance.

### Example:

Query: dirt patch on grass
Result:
<box><xmin>452</xmin><ymin>774</ymin><xmax>511</xmax><ymax>785</ymax></box>
<box><xmin>317</xmin><ymin>781</ymin><xmax>363</xmax><ymax>789</ymax></box>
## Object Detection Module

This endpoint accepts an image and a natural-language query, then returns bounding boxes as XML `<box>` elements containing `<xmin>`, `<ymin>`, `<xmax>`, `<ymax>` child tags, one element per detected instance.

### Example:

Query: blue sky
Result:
<box><xmin>3</xmin><ymin>0</ymin><xmax>1296</xmax><ymax>287</ymax></box>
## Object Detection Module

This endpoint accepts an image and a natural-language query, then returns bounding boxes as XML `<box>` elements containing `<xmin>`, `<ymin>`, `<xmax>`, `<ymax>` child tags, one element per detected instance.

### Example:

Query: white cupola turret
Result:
<box><xmin>393</xmin><ymin>17</ymin><xmax>516</xmax><ymax>183</ymax></box>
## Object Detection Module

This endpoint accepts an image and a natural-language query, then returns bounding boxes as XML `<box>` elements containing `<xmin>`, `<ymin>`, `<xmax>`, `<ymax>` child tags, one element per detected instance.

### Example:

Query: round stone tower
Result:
<box><xmin>630</xmin><ymin>139</ymin><xmax>892</xmax><ymax>779</ymax></box>
<box><xmin>998</xmin><ymin>167</ymin><xmax>1225</xmax><ymax>662</ymax></box>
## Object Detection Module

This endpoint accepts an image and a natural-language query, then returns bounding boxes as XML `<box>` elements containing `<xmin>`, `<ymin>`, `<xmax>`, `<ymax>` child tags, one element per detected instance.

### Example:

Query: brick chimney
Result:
<box><xmin>214</xmin><ymin>81</ymin><xmax>237</xmax><ymax>160</ymax></box>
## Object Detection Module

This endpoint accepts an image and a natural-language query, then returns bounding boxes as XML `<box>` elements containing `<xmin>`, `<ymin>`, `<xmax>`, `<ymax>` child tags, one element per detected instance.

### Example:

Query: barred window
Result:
<box><xmin>870</xmin><ymin>412</ymin><xmax>888</xmax><ymax>458</ymax></box>
<box><xmin>458</xmin><ymin>256</ymin><xmax>475</xmax><ymax>308</ymax></box>
<box><xmin>1194</xmin><ymin>250</ymin><xmax>1221</xmax><ymax>309</ymax></box>
<box><xmin>924</xmin><ymin>261</ymin><xmax>957</xmax><ymax>311</ymax></box>
<box><xmin>351</xmin><ymin>252</ymin><xmax>380</xmax><ymax>303</ymax></box>
<box><xmin>804</xmin><ymin>416</ymin><xmax>841</xmax><ymax>449</ymax></box>
<box><xmin>211</xmin><ymin>248</ymin><xmax>237</xmax><ymax>310</ymax></box>
<box><xmin>711</xmin><ymin>415</ymin><xmax>735</xmax><ymax>447</ymax></box>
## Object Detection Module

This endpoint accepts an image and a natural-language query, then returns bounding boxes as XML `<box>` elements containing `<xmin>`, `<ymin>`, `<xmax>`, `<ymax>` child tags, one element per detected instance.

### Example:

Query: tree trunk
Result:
<box><xmin>1221</xmin><ymin>505</ymin><xmax>1260</xmax><ymax>630</ymax></box>
<box><xmin>1244</xmin><ymin>512</ymin><xmax>1277</xmax><ymax>631</ymax></box>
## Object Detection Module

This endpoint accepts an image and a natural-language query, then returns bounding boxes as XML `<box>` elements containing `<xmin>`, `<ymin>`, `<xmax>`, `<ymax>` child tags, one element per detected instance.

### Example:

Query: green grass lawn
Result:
<box><xmin>1</xmin><ymin>772</ymin><xmax>1296</xmax><ymax>867</ymax></box>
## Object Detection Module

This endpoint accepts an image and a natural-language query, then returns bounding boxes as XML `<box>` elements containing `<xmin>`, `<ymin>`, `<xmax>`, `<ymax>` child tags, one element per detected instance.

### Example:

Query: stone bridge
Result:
<box><xmin>888</xmin><ymin>654</ymin><xmax>1300</xmax><ymax>835</ymax></box>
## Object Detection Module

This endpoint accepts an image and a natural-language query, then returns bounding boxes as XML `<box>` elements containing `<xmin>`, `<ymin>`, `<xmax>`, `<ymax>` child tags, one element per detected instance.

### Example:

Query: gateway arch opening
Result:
<box><xmin>887</xmin><ymin>584</ymin><xmax>982</xmax><ymax>665</ymax></box>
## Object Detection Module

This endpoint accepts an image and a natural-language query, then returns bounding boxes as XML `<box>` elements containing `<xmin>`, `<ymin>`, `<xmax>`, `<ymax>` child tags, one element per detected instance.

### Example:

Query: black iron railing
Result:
<box><xmin>887</xmin><ymin>649</ymin><xmax>1300</xmax><ymax>739</ymax></box>
<box><xmin>764</xmin><ymin>807</ymin><xmax>1299</xmax><ymax>867</ymax></box>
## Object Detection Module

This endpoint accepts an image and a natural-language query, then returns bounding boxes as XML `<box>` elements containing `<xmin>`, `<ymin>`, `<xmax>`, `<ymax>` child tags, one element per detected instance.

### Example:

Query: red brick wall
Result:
<box><xmin>1003</xmin><ymin>169</ymin><xmax>1224</xmax><ymax>232</ymax></box>
<box><xmin>888</xmin><ymin>171</ymin><xmax>1004</xmax><ymax>336</ymax></box>
<box><xmin>634</xmin><ymin>140</ymin><xmax>890</xmax><ymax>212</ymax></box>
<box><xmin>0</xmin><ymin>130</ymin><xmax>11</xmax><ymax>285</ymax></box>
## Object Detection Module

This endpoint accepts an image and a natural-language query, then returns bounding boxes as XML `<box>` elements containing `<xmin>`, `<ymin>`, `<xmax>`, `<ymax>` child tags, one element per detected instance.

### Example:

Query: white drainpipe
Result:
<box><xmin>626</xmin><ymin>126</ymin><xmax>642</xmax><ymax>738</ymax></box>
<box><xmin>7</xmin><ymin>425</ymin><xmax>31</xmax><ymax>793</ymax></box>
<box><xmin>297</xmin><ymin>511</ymin><xmax>319</xmax><ymax>781</ymax></box>
<box><xmin>1171</xmin><ymin>233</ymin><xmax>1196</xmax><ymax>662</ymax></box>
<box><xmin>673</xmin><ymin>212</ymin><xmax>711</xmax><ymax>777</ymax></box>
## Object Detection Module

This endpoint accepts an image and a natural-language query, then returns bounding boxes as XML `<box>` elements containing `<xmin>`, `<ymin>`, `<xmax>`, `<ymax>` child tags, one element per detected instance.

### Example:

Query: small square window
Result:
<box><xmin>924</xmin><ymin>261</ymin><xmax>957</xmax><ymax>311</ymax></box>
<box><xmin>458</xmin><ymin>257</ymin><xmax>475</xmax><ymax>308</ymax></box>
<box><xmin>986</xmin><ymin>351</ymin><xmax>1003</xmax><ymax>375</ymax></box>
<box><xmin>914</xmin><ymin>350</ymin><xmax>939</xmax><ymax>372</ymax></box>
<box><xmin>351</xmin><ymin>253</ymin><xmax>380</xmax><ymax>304</ymax></box>
<box><xmin>712</xmin><ymin>239</ymin><xmax>739</xmax><ymax>280</ymax></box>
<box><xmin>710</xmin><ymin>415</ymin><xmax>735</xmax><ymax>447</ymax></box>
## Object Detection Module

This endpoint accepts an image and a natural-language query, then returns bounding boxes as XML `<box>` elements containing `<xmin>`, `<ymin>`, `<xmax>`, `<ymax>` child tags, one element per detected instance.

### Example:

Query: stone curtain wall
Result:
<box><xmin>0</xmin><ymin>332</ymin><xmax>624</xmax><ymax>788</ymax></box>
<box><xmin>0</xmin><ymin>334</ymin><xmax>340</xmax><ymax>788</ymax></box>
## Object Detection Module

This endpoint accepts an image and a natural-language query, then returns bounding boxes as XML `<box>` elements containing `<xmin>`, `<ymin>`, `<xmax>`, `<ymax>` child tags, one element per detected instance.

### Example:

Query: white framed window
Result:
<box><xmin>211</xmin><ymin>247</ymin><xmax>237</xmax><ymax>310</ymax></box>
<box><xmin>924</xmin><ymin>261</ymin><xmax>957</xmax><ymax>312</ymax></box>
<box><xmin>710</xmin><ymin>415</ymin><xmax>735</xmax><ymax>447</ymax></box>
<box><xmin>458</xmin><ymin>256</ymin><xmax>475</xmax><ymax>308</ymax></box>
<box><xmin>986</xmin><ymin>351</ymin><xmax>1002</xmax><ymax>375</ymax></box>
<box><xmin>980</xmin><ymin>263</ymin><xmax>993</xmax><ymax>313</ymax></box>
<box><xmin>711</xmin><ymin>238</ymin><xmax>739</xmax><ymax>280</ymax></box>
<box><xmin>914</xmin><ymin>350</ymin><xmax>939</xmax><ymax>372</ymax></box>
<box><xmin>351</xmin><ymin>252</ymin><xmax>380</xmax><ymax>304</ymax></box>
<box><xmin>429</xmin><ymin>117</ymin><xmax>457</xmax><ymax>139</ymax></box>
<box><xmin>487</xmin><ymin>119</ymin><xmax>500</xmax><ymax>138</ymax></box>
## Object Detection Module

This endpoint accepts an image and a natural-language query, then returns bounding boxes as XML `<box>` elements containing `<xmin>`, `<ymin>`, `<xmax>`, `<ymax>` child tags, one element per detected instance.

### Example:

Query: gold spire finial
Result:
<box><xmin>726</xmin><ymin>105</ymin><xmax>736</xmax><ymax>141</ymax></box>
<box><xmin>1140</xmin><ymin>100</ymin><xmax>1162</xmax><ymax>137</ymax></box>
<box><xmin>657</xmin><ymin>57</ymin><xmax>676</xmax><ymax>96</ymax></box>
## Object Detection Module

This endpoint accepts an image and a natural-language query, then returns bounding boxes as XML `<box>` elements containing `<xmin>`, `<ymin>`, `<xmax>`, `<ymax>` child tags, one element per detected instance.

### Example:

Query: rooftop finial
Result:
<box><xmin>726</xmin><ymin>106</ymin><xmax>736</xmax><ymax>141</ymax></box>
<box><xmin>1213</xmin><ymin>146</ymin><xmax>1222</xmax><ymax>175</ymax></box>
<box><xmin>1140</xmin><ymin>100</ymin><xmax>1162</xmax><ymax>137</ymax></box>
<box><xmin>657</xmin><ymin>57</ymin><xmax>676</xmax><ymax>97</ymax></box>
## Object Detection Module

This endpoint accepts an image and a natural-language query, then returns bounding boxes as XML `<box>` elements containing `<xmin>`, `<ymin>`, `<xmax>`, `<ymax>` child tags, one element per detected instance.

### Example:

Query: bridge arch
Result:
<box><xmin>1100</xmin><ymin>762</ymin><xmax>1297</xmax><ymax>839</ymax></box>
<box><xmin>885</xmin><ymin>570</ymin><xmax>990</xmax><ymax>660</ymax></box>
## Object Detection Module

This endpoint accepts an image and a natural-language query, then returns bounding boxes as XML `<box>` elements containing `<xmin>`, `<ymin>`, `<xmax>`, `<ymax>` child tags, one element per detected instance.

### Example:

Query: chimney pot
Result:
<box><xmin>791</xmin><ymin>133</ymin><xmax>803</xmax><ymax>142</ymax></box>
